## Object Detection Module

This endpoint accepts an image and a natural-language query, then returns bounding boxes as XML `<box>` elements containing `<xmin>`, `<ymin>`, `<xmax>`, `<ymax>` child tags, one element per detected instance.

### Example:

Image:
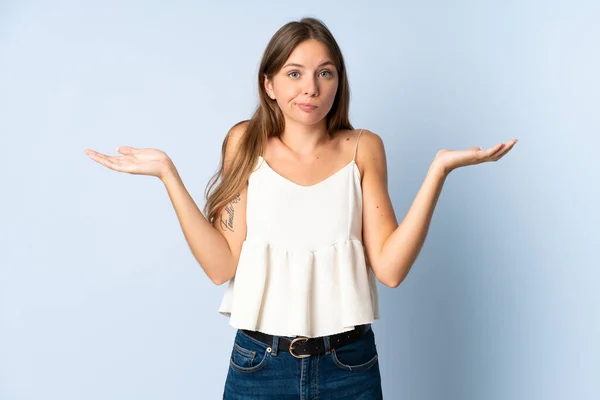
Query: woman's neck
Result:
<box><xmin>278</xmin><ymin>120</ymin><xmax>331</xmax><ymax>158</ymax></box>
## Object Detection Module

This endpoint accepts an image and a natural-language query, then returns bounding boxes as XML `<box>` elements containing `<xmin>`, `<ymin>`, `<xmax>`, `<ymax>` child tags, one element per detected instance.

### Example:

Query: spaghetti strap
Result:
<box><xmin>353</xmin><ymin>129</ymin><xmax>364</xmax><ymax>161</ymax></box>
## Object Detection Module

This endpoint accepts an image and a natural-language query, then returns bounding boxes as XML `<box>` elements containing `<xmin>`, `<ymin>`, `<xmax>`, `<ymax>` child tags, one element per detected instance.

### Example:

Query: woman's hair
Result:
<box><xmin>203</xmin><ymin>17</ymin><xmax>353</xmax><ymax>223</ymax></box>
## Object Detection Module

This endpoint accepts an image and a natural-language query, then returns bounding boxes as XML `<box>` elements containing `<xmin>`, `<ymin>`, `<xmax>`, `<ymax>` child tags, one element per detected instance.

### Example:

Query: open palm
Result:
<box><xmin>83</xmin><ymin>146</ymin><xmax>173</xmax><ymax>179</ymax></box>
<box><xmin>434</xmin><ymin>139</ymin><xmax>518</xmax><ymax>174</ymax></box>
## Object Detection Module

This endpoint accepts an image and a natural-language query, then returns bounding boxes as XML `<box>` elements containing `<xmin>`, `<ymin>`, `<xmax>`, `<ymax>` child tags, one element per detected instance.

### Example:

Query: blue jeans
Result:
<box><xmin>223</xmin><ymin>324</ymin><xmax>383</xmax><ymax>399</ymax></box>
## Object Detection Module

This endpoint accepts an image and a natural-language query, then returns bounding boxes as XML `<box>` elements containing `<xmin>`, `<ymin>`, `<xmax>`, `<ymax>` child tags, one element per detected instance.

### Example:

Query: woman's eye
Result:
<box><xmin>288</xmin><ymin>70</ymin><xmax>332</xmax><ymax>79</ymax></box>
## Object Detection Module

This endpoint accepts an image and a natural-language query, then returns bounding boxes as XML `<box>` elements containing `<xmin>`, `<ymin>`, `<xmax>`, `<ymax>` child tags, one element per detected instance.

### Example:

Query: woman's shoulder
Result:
<box><xmin>226</xmin><ymin>120</ymin><xmax>250</xmax><ymax>141</ymax></box>
<box><xmin>222</xmin><ymin>120</ymin><xmax>251</xmax><ymax>172</ymax></box>
<box><xmin>333</xmin><ymin>129</ymin><xmax>386</xmax><ymax>178</ymax></box>
<box><xmin>334</xmin><ymin>128</ymin><xmax>382</xmax><ymax>141</ymax></box>
<box><xmin>333</xmin><ymin>128</ymin><xmax>384</xmax><ymax>156</ymax></box>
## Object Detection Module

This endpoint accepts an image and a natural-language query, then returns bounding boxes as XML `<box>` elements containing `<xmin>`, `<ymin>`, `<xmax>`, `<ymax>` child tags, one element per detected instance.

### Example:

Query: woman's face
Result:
<box><xmin>265</xmin><ymin>39</ymin><xmax>339</xmax><ymax>129</ymax></box>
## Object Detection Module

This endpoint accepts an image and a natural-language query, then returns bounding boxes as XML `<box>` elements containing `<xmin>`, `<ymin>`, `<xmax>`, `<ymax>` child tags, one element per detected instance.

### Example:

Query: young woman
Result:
<box><xmin>84</xmin><ymin>17</ymin><xmax>517</xmax><ymax>400</ymax></box>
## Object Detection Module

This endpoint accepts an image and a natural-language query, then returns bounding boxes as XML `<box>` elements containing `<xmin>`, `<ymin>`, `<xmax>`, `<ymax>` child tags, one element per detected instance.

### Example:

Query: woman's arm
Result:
<box><xmin>161</xmin><ymin>122</ymin><xmax>248</xmax><ymax>285</ymax></box>
<box><xmin>358</xmin><ymin>130</ymin><xmax>443</xmax><ymax>288</ymax></box>
<box><xmin>84</xmin><ymin>123</ymin><xmax>250</xmax><ymax>285</ymax></box>
<box><xmin>360</xmin><ymin>132</ymin><xmax>517</xmax><ymax>288</ymax></box>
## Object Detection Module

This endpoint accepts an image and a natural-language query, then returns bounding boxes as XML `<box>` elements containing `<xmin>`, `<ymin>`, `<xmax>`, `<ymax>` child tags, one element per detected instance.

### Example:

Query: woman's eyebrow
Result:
<box><xmin>282</xmin><ymin>61</ymin><xmax>336</xmax><ymax>69</ymax></box>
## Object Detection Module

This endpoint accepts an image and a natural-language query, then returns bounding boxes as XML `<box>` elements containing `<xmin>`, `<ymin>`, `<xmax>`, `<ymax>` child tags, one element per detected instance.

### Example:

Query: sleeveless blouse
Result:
<box><xmin>218</xmin><ymin>130</ymin><xmax>380</xmax><ymax>338</ymax></box>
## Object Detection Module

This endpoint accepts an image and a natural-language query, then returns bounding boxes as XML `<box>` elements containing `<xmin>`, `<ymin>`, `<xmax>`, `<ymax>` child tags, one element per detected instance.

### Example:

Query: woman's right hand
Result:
<box><xmin>84</xmin><ymin>146</ymin><xmax>174</xmax><ymax>180</ymax></box>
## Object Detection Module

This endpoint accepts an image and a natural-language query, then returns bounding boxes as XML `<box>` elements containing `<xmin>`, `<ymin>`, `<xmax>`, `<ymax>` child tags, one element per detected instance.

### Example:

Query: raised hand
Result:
<box><xmin>83</xmin><ymin>146</ymin><xmax>174</xmax><ymax>179</ymax></box>
<box><xmin>433</xmin><ymin>139</ymin><xmax>518</xmax><ymax>175</ymax></box>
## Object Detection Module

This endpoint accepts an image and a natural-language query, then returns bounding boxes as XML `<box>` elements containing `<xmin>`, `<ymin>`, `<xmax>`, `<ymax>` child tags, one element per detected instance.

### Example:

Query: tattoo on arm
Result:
<box><xmin>219</xmin><ymin>193</ymin><xmax>241</xmax><ymax>232</ymax></box>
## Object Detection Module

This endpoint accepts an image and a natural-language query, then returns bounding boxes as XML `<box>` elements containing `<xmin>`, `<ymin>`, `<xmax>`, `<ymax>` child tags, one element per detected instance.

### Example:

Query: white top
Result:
<box><xmin>218</xmin><ymin>130</ymin><xmax>380</xmax><ymax>338</ymax></box>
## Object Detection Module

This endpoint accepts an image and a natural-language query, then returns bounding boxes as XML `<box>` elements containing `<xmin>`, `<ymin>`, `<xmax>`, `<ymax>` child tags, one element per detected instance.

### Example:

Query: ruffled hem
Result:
<box><xmin>218</xmin><ymin>238</ymin><xmax>380</xmax><ymax>338</ymax></box>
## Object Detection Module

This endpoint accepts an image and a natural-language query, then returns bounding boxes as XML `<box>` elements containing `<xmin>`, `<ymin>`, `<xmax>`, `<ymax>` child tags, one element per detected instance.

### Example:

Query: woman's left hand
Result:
<box><xmin>433</xmin><ymin>138</ymin><xmax>518</xmax><ymax>175</ymax></box>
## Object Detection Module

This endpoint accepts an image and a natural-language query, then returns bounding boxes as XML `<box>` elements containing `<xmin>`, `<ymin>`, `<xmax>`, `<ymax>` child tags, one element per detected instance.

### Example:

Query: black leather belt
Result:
<box><xmin>241</xmin><ymin>324</ymin><xmax>370</xmax><ymax>359</ymax></box>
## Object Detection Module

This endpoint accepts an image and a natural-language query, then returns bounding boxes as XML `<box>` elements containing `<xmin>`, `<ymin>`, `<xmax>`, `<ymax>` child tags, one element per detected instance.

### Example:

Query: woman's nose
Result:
<box><xmin>303</xmin><ymin>78</ymin><xmax>318</xmax><ymax>96</ymax></box>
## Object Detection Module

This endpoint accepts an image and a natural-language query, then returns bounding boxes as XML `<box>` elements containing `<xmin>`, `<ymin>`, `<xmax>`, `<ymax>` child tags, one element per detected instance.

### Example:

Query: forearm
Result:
<box><xmin>160</xmin><ymin>167</ymin><xmax>234</xmax><ymax>284</ymax></box>
<box><xmin>379</xmin><ymin>163</ymin><xmax>447</xmax><ymax>287</ymax></box>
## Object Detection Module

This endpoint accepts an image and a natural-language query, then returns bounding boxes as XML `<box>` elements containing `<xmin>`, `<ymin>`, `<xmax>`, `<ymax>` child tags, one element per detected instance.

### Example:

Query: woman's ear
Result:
<box><xmin>264</xmin><ymin>75</ymin><xmax>275</xmax><ymax>100</ymax></box>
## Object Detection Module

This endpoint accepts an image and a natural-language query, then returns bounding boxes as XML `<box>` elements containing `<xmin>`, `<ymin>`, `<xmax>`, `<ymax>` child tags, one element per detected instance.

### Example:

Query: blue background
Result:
<box><xmin>1</xmin><ymin>1</ymin><xmax>598</xmax><ymax>399</ymax></box>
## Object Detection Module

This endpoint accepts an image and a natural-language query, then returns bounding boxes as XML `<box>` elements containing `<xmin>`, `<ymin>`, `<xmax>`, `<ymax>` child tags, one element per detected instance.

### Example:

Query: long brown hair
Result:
<box><xmin>203</xmin><ymin>17</ymin><xmax>353</xmax><ymax>223</ymax></box>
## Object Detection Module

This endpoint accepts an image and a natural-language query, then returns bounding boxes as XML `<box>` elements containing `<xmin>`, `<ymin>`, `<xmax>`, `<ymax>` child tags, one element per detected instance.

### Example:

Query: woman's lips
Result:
<box><xmin>296</xmin><ymin>103</ymin><xmax>317</xmax><ymax>111</ymax></box>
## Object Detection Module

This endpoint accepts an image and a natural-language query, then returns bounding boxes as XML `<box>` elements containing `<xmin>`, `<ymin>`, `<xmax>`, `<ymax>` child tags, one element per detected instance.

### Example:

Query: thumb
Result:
<box><xmin>117</xmin><ymin>146</ymin><xmax>137</xmax><ymax>154</ymax></box>
<box><xmin>469</xmin><ymin>146</ymin><xmax>483</xmax><ymax>151</ymax></box>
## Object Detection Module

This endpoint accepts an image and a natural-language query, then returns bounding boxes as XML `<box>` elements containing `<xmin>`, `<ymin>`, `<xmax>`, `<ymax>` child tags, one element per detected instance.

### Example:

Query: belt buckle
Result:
<box><xmin>289</xmin><ymin>336</ymin><xmax>311</xmax><ymax>359</ymax></box>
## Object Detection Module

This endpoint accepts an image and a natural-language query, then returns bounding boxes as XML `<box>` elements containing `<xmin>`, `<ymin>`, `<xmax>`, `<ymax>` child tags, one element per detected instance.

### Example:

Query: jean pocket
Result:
<box><xmin>229</xmin><ymin>331</ymin><xmax>271</xmax><ymax>373</ymax></box>
<box><xmin>330</xmin><ymin>328</ymin><xmax>379</xmax><ymax>372</ymax></box>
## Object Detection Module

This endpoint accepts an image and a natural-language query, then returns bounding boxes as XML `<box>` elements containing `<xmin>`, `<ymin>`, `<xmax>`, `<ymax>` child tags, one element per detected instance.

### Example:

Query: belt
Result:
<box><xmin>241</xmin><ymin>324</ymin><xmax>370</xmax><ymax>359</ymax></box>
